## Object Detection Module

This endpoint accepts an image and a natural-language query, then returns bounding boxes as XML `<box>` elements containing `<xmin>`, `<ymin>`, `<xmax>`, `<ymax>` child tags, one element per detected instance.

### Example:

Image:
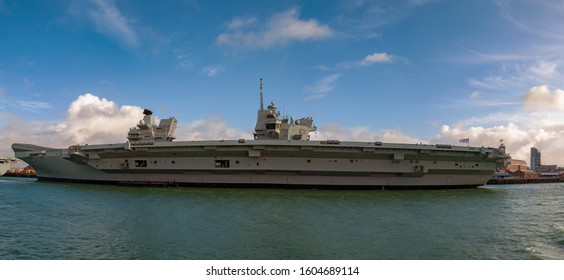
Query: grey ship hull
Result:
<box><xmin>13</xmin><ymin>140</ymin><xmax>498</xmax><ymax>189</ymax></box>
<box><xmin>0</xmin><ymin>157</ymin><xmax>12</xmax><ymax>176</ymax></box>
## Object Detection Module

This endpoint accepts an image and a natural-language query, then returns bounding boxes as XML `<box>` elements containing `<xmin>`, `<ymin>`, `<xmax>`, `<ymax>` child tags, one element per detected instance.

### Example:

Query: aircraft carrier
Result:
<box><xmin>12</xmin><ymin>81</ymin><xmax>505</xmax><ymax>189</ymax></box>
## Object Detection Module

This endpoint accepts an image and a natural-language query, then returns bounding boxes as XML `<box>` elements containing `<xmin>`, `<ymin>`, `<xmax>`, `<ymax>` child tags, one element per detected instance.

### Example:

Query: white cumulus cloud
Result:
<box><xmin>361</xmin><ymin>52</ymin><xmax>394</xmax><ymax>64</ymax></box>
<box><xmin>522</xmin><ymin>85</ymin><xmax>564</xmax><ymax>110</ymax></box>
<box><xmin>217</xmin><ymin>7</ymin><xmax>333</xmax><ymax>49</ymax></box>
<box><xmin>0</xmin><ymin>93</ymin><xmax>252</xmax><ymax>157</ymax></box>
<box><xmin>59</xmin><ymin>94</ymin><xmax>251</xmax><ymax>144</ymax></box>
<box><xmin>433</xmin><ymin>121</ymin><xmax>564</xmax><ymax>167</ymax></box>
<box><xmin>61</xmin><ymin>93</ymin><xmax>144</xmax><ymax>144</ymax></box>
<box><xmin>431</xmin><ymin>86</ymin><xmax>564</xmax><ymax>166</ymax></box>
<box><xmin>334</xmin><ymin>51</ymin><xmax>399</xmax><ymax>69</ymax></box>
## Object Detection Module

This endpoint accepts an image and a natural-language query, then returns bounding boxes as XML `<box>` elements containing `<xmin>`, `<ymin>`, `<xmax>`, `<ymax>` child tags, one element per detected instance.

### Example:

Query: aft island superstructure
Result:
<box><xmin>13</xmin><ymin>80</ymin><xmax>504</xmax><ymax>189</ymax></box>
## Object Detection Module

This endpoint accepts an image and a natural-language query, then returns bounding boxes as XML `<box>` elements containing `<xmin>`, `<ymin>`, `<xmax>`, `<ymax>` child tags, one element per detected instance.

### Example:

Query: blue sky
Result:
<box><xmin>2</xmin><ymin>0</ymin><xmax>564</xmax><ymax>166</ymax></box>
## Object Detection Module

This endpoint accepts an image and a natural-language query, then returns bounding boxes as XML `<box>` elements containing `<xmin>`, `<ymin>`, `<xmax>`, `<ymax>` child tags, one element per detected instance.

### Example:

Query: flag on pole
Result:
<box><xmin>459</xmin><ymin>138</ymin><xmax>469</xmax><ymax>144</ymax></box>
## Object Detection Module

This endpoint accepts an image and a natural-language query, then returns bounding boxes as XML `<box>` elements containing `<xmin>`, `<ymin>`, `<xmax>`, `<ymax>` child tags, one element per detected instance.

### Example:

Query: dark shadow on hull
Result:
<box><xmin>36</xmin><ymin>176</ymin><xmax>481</xmax><ymax>190</ymax></box>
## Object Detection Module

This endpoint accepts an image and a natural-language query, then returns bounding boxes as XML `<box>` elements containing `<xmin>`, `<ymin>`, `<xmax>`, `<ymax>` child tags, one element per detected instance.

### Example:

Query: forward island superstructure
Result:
<box><xmin>13</xmin><ymin>80</ymin><xmax>504</xmax><ymax>189</ymax></box>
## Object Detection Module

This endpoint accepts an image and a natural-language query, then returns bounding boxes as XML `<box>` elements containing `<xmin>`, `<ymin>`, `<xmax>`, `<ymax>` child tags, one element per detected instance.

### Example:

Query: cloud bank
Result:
<box><xmin>434</xmin><ymin>85</ymin><xmax>564</xmax><ymax>166</ymax></box>
<box><xmin>0</xmin><ymin>93</ymin><xmax>251</xmax><ymax>157</ymax></box>
<box><xmin>5</xmin><ymin>86</ymin><xmax>564</xmax><ymax>167</ymax></box>
<box><xmin>311</xmin><ymin>124</ymin><xmax>424</xmax><ymax>144</ymax></box>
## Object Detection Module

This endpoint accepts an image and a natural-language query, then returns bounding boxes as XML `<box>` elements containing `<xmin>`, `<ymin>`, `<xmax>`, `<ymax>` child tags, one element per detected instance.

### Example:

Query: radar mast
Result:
<box><xmin>259</xmin><ymin>78</ymin><xmax>264</xmax><ymax>111</ymax></box>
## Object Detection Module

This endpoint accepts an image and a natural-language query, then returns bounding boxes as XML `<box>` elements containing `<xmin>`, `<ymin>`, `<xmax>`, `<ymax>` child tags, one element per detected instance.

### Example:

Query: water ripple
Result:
<box><xmin>1</xmin><ymin>178</ymin><xmax>564</xmax><ymax>259</ymax></box>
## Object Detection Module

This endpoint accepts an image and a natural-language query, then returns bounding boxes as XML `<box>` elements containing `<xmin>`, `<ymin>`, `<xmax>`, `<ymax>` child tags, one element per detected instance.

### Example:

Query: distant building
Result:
<box><xmin>539</xmin><ymin>172</ymin><xmax>558</xmax><ymax>179</ymax></box>
<box><xmin>537</xmin><ymin>164</ymin><xmax>557</xmax><ymax>173</ymax></box>
<box><xmin>504</xmin><ymin>159</ymin><xmax>529</xmax><ymax>172</ymax></box>
<box><xmin>490</xmin><ymin>172</ymin><xmax>514</xmax><ymax>179</ymax></box>
<box><xmin>512</xmin><ymin>170</ymin><xmax>538</xmax><ymax>179</ymax></box>
<box><xmin>530</xmin><ymin>147</ymin><xmax>541</xmax><ymax>171</ymax></box>
<box><xmin>7</xmin><ymin>166</ymin><xmax>36</xmax><ymax>175</ymax></box>
<box><xmin>23</xmin><ymin>166</ymin><xmax>36</xmax><ymax>174</ymax></box>
<box><xmin>495</xmin><ymin>140</ymin><xmax>511</xmax><ymax>170</ymax></box>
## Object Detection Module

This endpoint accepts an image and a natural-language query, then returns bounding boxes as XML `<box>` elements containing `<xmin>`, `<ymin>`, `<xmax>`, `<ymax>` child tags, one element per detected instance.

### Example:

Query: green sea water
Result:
<box><xmin>1</xmin><ymin>177</ymin><xmax>563</xmax><ymax>259</ymax></box>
